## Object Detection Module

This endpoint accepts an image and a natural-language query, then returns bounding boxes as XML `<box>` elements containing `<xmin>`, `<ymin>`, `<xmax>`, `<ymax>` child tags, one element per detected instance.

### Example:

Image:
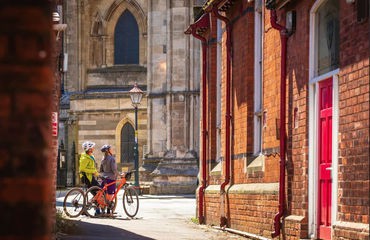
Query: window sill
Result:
<box><xmin>246</xmin><ymin>154</ymin><xmax>264</xmax><ymax>174</ymax></box>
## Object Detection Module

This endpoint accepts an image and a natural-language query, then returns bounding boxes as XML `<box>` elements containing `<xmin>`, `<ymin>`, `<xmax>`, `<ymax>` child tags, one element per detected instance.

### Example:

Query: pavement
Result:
<box><xmin>55</xmin><ymin>188</ymin><xmax>248</xmax><ymax>240</ymax></box>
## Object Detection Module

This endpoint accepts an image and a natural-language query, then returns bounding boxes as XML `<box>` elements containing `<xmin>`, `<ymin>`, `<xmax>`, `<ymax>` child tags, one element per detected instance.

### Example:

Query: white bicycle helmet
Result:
<box><xmin>82</xmin><ymin>141</ymin><xmax>95</xmax><ymax>151</ymax></box>
<box><xmin>100</xmin><ymin>144</ymin><xmax>111</xmax><ymax>152</ymax></box>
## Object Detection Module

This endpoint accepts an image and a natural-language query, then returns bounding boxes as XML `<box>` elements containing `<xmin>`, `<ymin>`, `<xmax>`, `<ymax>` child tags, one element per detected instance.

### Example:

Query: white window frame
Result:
<box><xmin>253</xmin><ymin>0</ymin><xmax>263</xmax><ymax>155</ymax></box>
<box><xmin>308</xmin><ymin>0</ymin><xmax>339</xmax><ymax>238</ymax></box>
<box><xmin>216</xmin><ymin>19</ymin><xmax>223</xmax><ymax>164</ymax></box>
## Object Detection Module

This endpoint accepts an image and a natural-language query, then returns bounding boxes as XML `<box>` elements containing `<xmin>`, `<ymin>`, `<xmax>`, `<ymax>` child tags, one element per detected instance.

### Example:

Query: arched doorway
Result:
<box><xmin>121</xmin><ymin>122</ymin><xmax>135</xmax><ymax>169</ymax></box>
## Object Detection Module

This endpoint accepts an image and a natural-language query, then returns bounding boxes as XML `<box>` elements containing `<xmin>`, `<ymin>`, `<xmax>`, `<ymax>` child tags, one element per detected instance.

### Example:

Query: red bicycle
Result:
<box><xmin>84</xmin><ymin>171</ymin><xmax>139</xmax><ymax>218</ymax></box>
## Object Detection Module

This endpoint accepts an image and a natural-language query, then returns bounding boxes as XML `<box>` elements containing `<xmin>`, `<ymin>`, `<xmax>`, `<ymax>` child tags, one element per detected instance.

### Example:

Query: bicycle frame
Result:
<box><xmin>84</xmin><ymin>171</ymin><xmax>139</xmax><ymax>218</ymax></box>
<box><xmin>95</xmin><ymin>174</ymin><xmax>129</xmax><ymax>207</ymax></box>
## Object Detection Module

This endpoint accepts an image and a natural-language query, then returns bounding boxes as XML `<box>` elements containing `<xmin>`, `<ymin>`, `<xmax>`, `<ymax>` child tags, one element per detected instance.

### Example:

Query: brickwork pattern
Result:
<box><xmin>0</xmin><ymin>1</ymin><xmax>55</xmax><ymax>239</ymax></box>
<box><xmin>204</xmin><ymin>193</ymin><xmax>221</xmax><ymax>226</ymax></box>
<box><xmin>333</xmin><ymin>223</ymin><xmax>370</xmax><ymax>240</ymax></box>
<box><xmin>284</xmin><ymin>2</ymin><xmax>311</xmax><ymax>221</ymax></box>
<box><xmin>230</xmin><ymin>2</ymin><xmax>255</xmax><ymax>158</ymax></box>
<box><xmin>196</xmin><ymin>1</ymin><xmax>369</xmax><ymax>239</ymax></box>
<box><xmin>263</xmin><ymin>15</ymin><xmax>281</xmax><ymax>153</ymax></box>
<box><xmin>228</xmin><ymin>193</ymin><xmax>278</xmax><ymax>238</ymax></box>
<box><xmin>283</xmin><ymin>215</ymin><xmax>308</xmax><ymax>240</ymax></box>
<box><xmin>262</xmin><ymin>9</ymin><xmax>282</xmax><ymax>184</ymax></box>
<box><xmin>202</xmin><ymin>1</ymin><xmax>284</xmax><ymax>235</ymax></box>
<box><xmin>204</xmin><ymin>191</ymin><xmax>278</xmax><ymax>238</ymax></box>
<box><xmin>337</xmin><ymin>4</ymin><xmax>369</xmax><ymax>227</ymax></box>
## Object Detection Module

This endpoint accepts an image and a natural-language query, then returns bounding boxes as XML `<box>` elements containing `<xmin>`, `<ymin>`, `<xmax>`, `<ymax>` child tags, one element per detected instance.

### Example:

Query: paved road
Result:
<box><xmin>56</xmin><ymin>190</ymin><xmax>247</xmax><ymax>240</ymax></box>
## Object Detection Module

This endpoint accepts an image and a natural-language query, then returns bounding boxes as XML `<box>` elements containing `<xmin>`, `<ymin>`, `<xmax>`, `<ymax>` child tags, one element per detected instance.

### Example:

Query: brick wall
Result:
<box><xmin>337</xmin><ymin>0</ymin><xmax>369</xmax><ymax>230</ymax></box>
<box><xmin>333</xmin><ymin>221</ymin><xmax>369</xmax><ymax>240</ymax></box>
<box><xmin>262</xmin><ymin>7</ymin><xmax>282</xmax><ymax>184</ymax></box>
<box><xmin>204</xmin><ymin>192</ymin><xmax>221</xmax><ymax>225</ymax></box>
<box><xmin>202</xmin><ymin>1</ymin><xmax>283</xmax><ymax>236</ymax></box>
<box><xmin>230</xmin><ymin>3</ymin><xmax>254</xmax><ymax>158</ymax></box>
<box><xmin>284</xmin><ymin>215</ymin><xmax>308</xmax><ymax>240</ymax></box>
<box><xmin>228</xmin><ymin>192</ymin><xmax>278</xmax><ymax>237</ymax></box>
<box><xmin>195</xmin><ymin>1</ymin><xmax>369</xmax><ymax>239</ymax></box>
<box><xmin>0</xmin><ymin>1</ymin><xmax>55</xmax><ymax>239</ymax></box>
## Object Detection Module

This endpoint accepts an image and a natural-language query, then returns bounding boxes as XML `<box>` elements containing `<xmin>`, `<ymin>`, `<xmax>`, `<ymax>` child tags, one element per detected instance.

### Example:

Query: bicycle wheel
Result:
<box><xmin>63</xmin><ymin>188</ymin><xmax>85</xmax><ymax>218</ymax></box>
<box><xmin>85</xmin><ymin>186</ymin><xmax>106</xmax><ymax>217</ymax></box>
<box><xmin>122</xmin><ymin>186</ymin><xmax>139</xmax><ymax>218</ymax></box>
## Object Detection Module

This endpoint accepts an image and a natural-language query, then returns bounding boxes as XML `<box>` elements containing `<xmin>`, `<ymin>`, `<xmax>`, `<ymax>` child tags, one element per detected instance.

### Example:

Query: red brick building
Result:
<box><xmin>186</xmin><ymin>0</ymin><xmax>369</xmax><ymax>239</ymax></box>
<box><xmin>0</xmin><ymin>1</ymin><xmax>66</xmax><ymax>239</ymax></box>
<box><xmin>0</xmin><ymin>1</ymin><xmax>57</xmax><ymax>239</ymax></box>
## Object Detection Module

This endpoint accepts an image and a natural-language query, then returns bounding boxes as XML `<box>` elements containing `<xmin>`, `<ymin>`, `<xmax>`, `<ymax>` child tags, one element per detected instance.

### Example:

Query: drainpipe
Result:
<box><xmin>184</xmin><ymin>15</ymin><xmax>209</xmax><ymax>224</ymax></box>
<box><xmin>195</xmin><ymin>33</ymin><xmax>208</xmax><ymax>225</ymax></box>
<box><xmin>212</xmin><ymin>5</ymin><xmax>232</xmax><ymax>228</ymax></box>
<box><xmin>269</xmin><ymin>9</ymin><xmax>288</xmax><ymax>238</ymax></box>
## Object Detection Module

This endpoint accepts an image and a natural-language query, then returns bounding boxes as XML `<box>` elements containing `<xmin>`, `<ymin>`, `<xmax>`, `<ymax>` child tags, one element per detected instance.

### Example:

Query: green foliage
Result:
<box><xmin>191</xmin><ymin>217</ymin><xmax>199</xmax><ymax>224</ymax></box>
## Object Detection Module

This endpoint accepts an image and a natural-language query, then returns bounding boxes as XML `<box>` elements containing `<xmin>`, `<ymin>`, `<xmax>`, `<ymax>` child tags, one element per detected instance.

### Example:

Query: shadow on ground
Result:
<box><xmin>57</xmin><ymin>219</ymin><xmax>155</xmax><ymax>240</ymax></box>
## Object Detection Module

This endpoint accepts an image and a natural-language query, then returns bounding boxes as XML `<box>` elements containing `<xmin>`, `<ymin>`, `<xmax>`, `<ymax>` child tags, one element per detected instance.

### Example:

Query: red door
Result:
<box><xmin>318</xmin><ymin>78</ymin><xmax>333</xmax><ymax>239</ymax></box>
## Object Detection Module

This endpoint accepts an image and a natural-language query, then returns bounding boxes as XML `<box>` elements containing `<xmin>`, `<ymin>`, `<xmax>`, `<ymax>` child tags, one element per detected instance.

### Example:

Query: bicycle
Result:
<box><xmin>62</xmin><ymin>173</ymin><xmax>118</xmax><ymax>218</ymax></box>
<box><xmin>84</xmin><ymin>171</ymin><xmax>139</xmax><ymax>218</ymax></box>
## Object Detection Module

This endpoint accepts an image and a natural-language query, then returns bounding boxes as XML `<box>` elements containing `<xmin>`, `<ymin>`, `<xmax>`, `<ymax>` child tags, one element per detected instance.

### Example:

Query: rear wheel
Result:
<box><xmin>63</xmin><ymin>188</ymin><xmax>85</xmax><ymax>218</ymax></box>
<box><xmin>85</xmin><ymin>186</ymin><xmax>106</xmax><ymax>217</ymax></box>
<box><xmin>122</xmin><ymin>186</ymin><xmax>139</xmax><ymax>218</ymax></box>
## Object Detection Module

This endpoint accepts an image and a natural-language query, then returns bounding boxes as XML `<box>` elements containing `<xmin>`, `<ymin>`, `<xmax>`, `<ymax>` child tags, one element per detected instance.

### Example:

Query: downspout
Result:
<box><xmin>193</xmin><ymin>32</ymin><xmax>208</xmax><ymax>225</ymax></box>
<box><xmin>184</xmin><ymin>14</ymin><xmax>209</xmax><ymax>224</ymax></box>
<box><xmin>269</xmin><ymin>9</ymin><xmax>288</xmax><ymax>238</ymax></box>
<box><xmin>212</xmin><ymin>5</ymin><xmax>232</xmax><ymax>228</ymax></box>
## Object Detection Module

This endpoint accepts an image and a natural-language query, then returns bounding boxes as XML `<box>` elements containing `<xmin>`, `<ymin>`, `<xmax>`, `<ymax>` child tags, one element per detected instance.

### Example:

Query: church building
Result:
<box><xmin>58</xmin><ymin>0</ymin><xmax>202</xmax><ymax>194</ymax></box>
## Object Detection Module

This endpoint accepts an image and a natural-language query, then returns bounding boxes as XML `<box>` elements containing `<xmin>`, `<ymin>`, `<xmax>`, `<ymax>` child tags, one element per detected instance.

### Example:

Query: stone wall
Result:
<box><xmin>64</xmin><ymin>0</ymin><xmax>200</xmax><ymax>194</ymax></box>
<box><xmin>63</xmin><ymin>0</ymin><xmax>149</xmax><ymax>186</ymax></box>
<box><xmin>144</xmin><ymin>0</ymin><xmax>200</xmax><ymax>194</ymax></box>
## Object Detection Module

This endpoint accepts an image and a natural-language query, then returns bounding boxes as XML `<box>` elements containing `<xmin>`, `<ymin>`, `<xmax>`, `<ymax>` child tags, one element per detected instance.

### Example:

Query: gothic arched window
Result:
<box><xmin>121</xmin><ymin>123</ymin><xmax>135</xmax><ymax>164</ymax></box>
<box><xmin>114</xmin><ymin>10</ymin><xmax>139</xmax><ymax>64</ymax></box>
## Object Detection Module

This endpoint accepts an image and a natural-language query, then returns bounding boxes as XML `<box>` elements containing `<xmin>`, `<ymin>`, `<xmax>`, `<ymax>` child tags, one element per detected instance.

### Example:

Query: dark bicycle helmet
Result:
<box><xmin>100</xmin><ymin>144</ymin><xmax>111</xmax><ymax>152</ymax></box>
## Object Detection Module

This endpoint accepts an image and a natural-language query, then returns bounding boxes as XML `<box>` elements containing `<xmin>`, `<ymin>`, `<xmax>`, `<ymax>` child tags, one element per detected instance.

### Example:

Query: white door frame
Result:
<box><xmin>308</xmin><ymin>0</ymin><xmax>339</xmax><ymax>238</ymax></box>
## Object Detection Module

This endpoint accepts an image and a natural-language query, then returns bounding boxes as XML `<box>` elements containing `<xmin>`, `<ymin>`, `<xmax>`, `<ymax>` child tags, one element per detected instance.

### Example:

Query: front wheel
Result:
<box><xmin>63</xmin><ymin>188</ymin><xmax>85</xmax><ymax>218</ymax></box>
<box><xmin>122</xmin><ymin>186</ymin><xmax>139</xmax><ymax>218</ymax></box>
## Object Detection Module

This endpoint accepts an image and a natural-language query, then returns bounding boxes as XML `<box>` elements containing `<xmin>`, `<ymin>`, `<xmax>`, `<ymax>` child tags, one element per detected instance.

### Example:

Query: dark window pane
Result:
<box><xmin>114</xmin><ymin>11</ymin><xmax>139</xmax><ymax>64</ymax></box>
<box><xmin>121</xmin><ymin>123</ymin><xmax>135</xmax><ymax>163</ymax></box>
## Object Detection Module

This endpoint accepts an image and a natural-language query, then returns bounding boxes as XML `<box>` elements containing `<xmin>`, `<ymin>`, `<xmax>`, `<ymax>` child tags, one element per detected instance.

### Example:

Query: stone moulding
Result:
<box><xmin>205</xmin><ymin>183</ymin><xmax>279</xmax><ymax>194</ymax></box>
<box><xmin>333</xmin><ymin>221</ymin><xmax>370</xmax><ymax>233</ymax></box>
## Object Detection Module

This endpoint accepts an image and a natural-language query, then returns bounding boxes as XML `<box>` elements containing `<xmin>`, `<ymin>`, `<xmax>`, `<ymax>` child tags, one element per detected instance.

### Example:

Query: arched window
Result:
<box><xmin>114</xmin><ymin>11</ymin><xmax>139</xmax><ymax>64</ymax></box>
<box><xmin>121</xmin><ymin>123</ymin><xmax>135</xmax><ymax>163</ymax></box>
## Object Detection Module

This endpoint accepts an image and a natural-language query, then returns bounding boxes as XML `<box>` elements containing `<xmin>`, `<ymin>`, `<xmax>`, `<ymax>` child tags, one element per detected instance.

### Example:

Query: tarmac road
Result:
<box><xmin>56</xmin><ymin>190</ymin><xmax>247</xmax><ymax>240</ymax></box>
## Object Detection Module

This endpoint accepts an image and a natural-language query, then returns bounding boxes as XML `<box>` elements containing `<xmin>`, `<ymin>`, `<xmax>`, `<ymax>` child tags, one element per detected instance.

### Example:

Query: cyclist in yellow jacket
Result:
<box><xmin>79</xmin><ymin>141</ymin><xmax>102</xmax><ymax>216</ymax></box>
<box><xmin>79</xmin><ymin>141</ymin><xmax>99</xmax><ymax>188</ymax></box>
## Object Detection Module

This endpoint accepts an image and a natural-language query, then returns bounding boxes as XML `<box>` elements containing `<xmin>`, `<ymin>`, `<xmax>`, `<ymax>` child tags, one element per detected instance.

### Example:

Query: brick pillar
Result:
<box><xmin>0</xmin><ymin>1</ymin><xmax>55</xmax><ymax>239</ymax></box>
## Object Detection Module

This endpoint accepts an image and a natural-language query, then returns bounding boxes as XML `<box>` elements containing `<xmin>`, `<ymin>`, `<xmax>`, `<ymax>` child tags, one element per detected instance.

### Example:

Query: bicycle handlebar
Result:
<box><xmin>97</xmin><ymin>170</ymin><xmax>136</xmax><ymax>180</ymax></box>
